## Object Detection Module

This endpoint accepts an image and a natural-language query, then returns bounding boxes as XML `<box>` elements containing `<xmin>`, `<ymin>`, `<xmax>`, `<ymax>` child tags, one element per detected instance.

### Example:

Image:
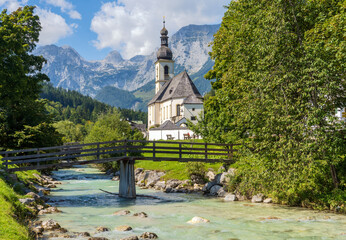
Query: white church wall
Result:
<box><xmin>172</xmin><ymin>99</ymin><xmax>184</xmax><ymax>116</ymax></box>
<box><xmin>149</xmin><ymin>129</ymin><xmax>198</xmax><ymax>140</ymax></box>
<box><xmin>156</xmin><ymin>60</ymin><xmax>174</xmax><ymax>81</ymax></box>
<box><xmin>183</xmin><ymin>103</ymin><xmax>203</xmax><ymax>123</ymax></box>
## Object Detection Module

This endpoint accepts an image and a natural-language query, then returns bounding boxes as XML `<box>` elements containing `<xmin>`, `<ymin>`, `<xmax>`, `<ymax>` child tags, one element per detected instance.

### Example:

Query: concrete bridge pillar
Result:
<box><xmin>119</xmin><ymin>158</ymin><xmax>136</xmax><ymax>198</ymax></box>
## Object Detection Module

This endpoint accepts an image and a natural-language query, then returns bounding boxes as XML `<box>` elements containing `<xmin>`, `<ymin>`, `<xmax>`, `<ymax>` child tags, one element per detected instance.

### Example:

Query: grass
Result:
<box><xmin>134</xmin><ymin>140</ymin><xmax>225</xmax><ymax>180</ymax></box>
<box><xmin>0</xmin><ymin>157</ymin><xmax>41</xmax><ymax>240</ymax></box>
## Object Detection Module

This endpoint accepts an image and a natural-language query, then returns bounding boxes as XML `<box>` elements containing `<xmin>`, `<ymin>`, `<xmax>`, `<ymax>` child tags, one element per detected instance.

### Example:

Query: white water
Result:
<box><xmin>39</xmin><ymin>166</ymin><xmax>346</xmax><ymax>240</ymax></box>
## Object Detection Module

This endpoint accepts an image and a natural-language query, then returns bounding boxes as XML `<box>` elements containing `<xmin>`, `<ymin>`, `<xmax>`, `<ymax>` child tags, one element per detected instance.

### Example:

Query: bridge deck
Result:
<box><xmin>0</xmin><ymin>140</ymin><xmax>240</xmax><ymax>172</ymax></box>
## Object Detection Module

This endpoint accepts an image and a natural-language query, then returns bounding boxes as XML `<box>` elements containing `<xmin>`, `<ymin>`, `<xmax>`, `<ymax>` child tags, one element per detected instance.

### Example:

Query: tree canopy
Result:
<box><xmin>194</xmin><ymin>0</ymin><xmax>345</xmax><ymax>209</ymax></box>
<box><xmin>0</xmin><ymin>6</ymin><xmax>62</xmax><ymax>149</ymax></box>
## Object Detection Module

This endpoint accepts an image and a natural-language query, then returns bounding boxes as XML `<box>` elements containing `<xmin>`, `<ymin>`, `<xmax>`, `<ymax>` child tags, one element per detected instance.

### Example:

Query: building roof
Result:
<box><xmin>182</xmin><ymin>95</ymin><xmax>203</xmax><ymax>104</ymax></box>
<box><xmin>150</xmin><ymin>120</ymin><xmax>188</xmax><ymax>130</ymax></box>
<box><xmin>157</xmin><ymin>46</ymin><xmax>172</xmax><ymax>60</ymax></box>
<box><xmin>148</xmin><ymin>71</ymin><xmax>203</xmax><ymax>105</ymax></box>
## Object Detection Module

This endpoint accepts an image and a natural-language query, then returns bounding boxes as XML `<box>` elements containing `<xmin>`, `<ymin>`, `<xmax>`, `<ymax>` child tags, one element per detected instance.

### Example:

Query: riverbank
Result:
<box><xmin>0</xmin><ymin>164</ymin><xmax>52</xmax><ymax>240</ymax></box>
<box><xmin>37</xmin><ymin>165</ymin><xmax>346</xmax><ymax>240</ymax></box>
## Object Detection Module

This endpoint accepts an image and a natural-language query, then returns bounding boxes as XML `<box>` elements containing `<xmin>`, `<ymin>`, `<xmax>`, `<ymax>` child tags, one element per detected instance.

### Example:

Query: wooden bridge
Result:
<box><xmin>0</xmin><ymin>140</ymin><xmax>238</xmax><ymax>198</ymax></box>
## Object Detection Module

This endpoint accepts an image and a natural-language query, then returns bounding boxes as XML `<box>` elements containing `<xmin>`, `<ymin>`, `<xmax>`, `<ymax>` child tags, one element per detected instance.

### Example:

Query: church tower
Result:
<box><xmin>155</xmin><ymin>19</ymin><xmax>174</xmax><ymax>94</ymax></box>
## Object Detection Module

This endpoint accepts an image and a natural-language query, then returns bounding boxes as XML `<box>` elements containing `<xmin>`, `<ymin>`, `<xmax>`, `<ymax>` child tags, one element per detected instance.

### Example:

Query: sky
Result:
<box><xmin>0</xmin><ymin>0</ymin><xmax>229</xmax><ymax>60</ymax></box>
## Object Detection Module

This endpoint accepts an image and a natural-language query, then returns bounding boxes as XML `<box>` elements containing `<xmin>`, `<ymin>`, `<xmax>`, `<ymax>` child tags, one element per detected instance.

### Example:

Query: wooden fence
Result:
<box><xmin>0</xmin><ymin>140</ymin><xmax>240</xmax><ymax>172</ymax></box>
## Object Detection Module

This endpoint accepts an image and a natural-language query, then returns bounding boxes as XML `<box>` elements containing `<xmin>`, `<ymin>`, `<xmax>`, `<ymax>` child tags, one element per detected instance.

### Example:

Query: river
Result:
<box><xmin>39</xmin><ymin>165</ymin><xmax>346</xmax><ymax>240</ymax></box>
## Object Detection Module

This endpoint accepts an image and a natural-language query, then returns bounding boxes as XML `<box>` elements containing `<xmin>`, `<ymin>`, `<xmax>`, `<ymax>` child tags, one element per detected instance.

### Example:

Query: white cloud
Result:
<box><xmin>0</xmin><ymin>0</ymin><xmax>28</xmax><ymax>12</ymax></box>
<box><xmin>43</xmin><ymin>0</ymin><xmax>81</xmax><ymax>19</ymax></box>
<box><xmin>91</xmin><ymin>0</ymin><xmax>228</xmax><ymax>59</ymax></box>
<box><xmin>35</xmin><ymin>8</ymin><xmax>73</xmax><ymax>45</ymax></box>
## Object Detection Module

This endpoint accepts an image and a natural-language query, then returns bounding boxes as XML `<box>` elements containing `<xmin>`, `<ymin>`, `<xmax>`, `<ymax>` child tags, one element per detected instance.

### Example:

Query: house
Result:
<box><xmin>147</xmin><ymin>21</ymin><xmax>203</xmax><ymax>140</ymax></box>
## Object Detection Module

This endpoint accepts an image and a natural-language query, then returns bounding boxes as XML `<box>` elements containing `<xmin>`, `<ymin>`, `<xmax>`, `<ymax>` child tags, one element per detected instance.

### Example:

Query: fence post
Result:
<box><xmin>179</xmin><ymin>143</ymin><xmax>182</xmax><ymax>159</ymax></box>
<box><xmin>124</xmin><ymin>140</ymin><xmax>127</xmax><ymax>157</ymax></box>
<box><xmin>5</xmin><ymin>153</ymin><xmax>8</xmax><ymax>172</ymax></box>
<box><xmin>205</xmin><ymin>143</ymin><xmax>208</xmax><ymax>160</ymax></box>
<box><xmin>153</xmin><ymin>142</ymin><xmax>156</xmax><ymax>159</ymax></box>
<box><xmin>37</xmin><ymin>148</ymin><xmax>40</xmax><ymax>167</ymax></box>
<box><xmin>97</xmin><ymin>143</ymin><xmax>100</xmax><ymax>161</ymax></box>
<box><xmin>230</xmin><ymin>144</ymin><xmax>233</xmax><ymax>159</ymax></box>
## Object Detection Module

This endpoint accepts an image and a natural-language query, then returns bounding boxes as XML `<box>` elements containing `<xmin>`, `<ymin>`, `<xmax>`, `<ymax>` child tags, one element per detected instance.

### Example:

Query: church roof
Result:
<box><xmin>182</xmin><ymin>95</ymin><xmax>203</xmax><ymax>104</ymax></box>
<box><xmin>157</xmin><ymin>46</ymin><xmax>172</xmax><ymax>60</ymax></box>
<box><xmin>150</xmin><ymin>120</ymin><xmax>188</xmax><ymax>130</ymax></box>
<box><xmin>148</xmin><ymin>71</ymin><xmax>203</xmax><ymax>105</ymax></box>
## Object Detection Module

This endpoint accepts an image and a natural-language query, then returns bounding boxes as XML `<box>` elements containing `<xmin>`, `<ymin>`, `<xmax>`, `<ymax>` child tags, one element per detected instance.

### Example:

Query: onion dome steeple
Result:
<box><xmin>157</xmin><ymin>18</ymin><xmax>172</xmax><ymax>60</ymax></box>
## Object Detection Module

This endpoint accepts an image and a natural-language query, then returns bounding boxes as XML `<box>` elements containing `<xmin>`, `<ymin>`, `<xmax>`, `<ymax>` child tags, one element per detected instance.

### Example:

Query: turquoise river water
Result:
<box><xmin>39</xmin><ymin>165</ymin><xmax>346</xmax><ymax>240</ymax></box>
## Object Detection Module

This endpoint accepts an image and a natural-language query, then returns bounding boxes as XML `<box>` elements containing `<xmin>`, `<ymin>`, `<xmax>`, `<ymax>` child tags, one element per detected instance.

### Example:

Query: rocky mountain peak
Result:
<box><xmin>104</xmin><ymin>50</ymin><xmax>124</xmax><ymax>65</ymax></box>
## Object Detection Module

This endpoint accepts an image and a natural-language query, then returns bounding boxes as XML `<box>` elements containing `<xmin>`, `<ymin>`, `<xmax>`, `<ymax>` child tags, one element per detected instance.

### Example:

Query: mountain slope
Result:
<box><xmin>34</xmin><ymin>24</ymin><xmax>220</xmax><ymax>110</ymax></box>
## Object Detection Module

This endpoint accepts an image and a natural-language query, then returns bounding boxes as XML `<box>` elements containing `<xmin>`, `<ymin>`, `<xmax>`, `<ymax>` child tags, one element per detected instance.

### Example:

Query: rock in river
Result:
<box><xmin>187</xmin><ymin>216</ymin><xmax>210</xmax><ymax>224</ymax></box>
<box><xmin>224</xmin><ymin>194</ymin><xmax>238</xmax><ymax>201</ymax></box>
<box><xmin>113</xmin><ymin>210</ymin><xmax>131</xmax><ymax>216</ymax></box>
<box><xmin>251</xmin><ymin>193</ymin><xmax>264</xmax><ymax>203</ymax></box>
<box><xmin>42</xmin><ymin>219</ymin><xmax>61</xmax><ymax>230</ymax></box>
<box><xmin>116</xmin><ymin>225</ymin><xmax>132</xmax><ymax>231</ymax></box>
<box><xmin>96</xmin><ymin>226</ymin><xmax>110</xmax><ymax>232</ymax></box>
<box><xmin>120</xmin><ymin>236</ymin><xmax>138</xmax><ymax>240</ymax></box>
<box><xmin>133</xmin><ymin>212</ymin><xmax>148</xmax><ymax>218</ymax></box>
<box><xmin>139</xmin><ymin>232</ymin><xmax>158</xmax><ymax>239</ymax></box>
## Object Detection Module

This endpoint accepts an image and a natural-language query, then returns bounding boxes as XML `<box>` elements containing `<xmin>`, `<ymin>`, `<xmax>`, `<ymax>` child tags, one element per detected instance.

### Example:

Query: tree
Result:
<box><xmin>84</xmin><ymin>111</ymin><xmax>145</xmax><ymax>172</ymax></box>
<box><xmin>197</xmin><ymin>0</ymin><xmax>345</xmax><ymax>207</ymax></box>
<box><xmin>0</xmin><ymin>6</ymin><xmax>62</xmax><ymax>149</ymax></box>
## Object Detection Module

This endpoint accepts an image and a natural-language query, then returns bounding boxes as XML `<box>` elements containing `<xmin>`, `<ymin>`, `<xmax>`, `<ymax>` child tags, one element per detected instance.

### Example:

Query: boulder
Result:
<box><xmin>88</xmin><ymin>237</ymin><xmax>109</xmax><ymax>240</ymax></box>
<box><xmin>217</xmin><ymin>187</ymin><xmax>227</xmax><ymax>197</ymax></box>
<box><xmin>145</xmin><ymin>171</ymin><xmax>165</xmax><ymax>187</ymax></box>
<box><xmin>202</xmin><ymin>181</ymin><xmax>217</xmax><ymax>192</ymax></box>
<box><xmin>214</xmin><ymin>172</ymin><xmax>231</xmax><ymax>185</ymax></box>
<box><xmin>120</xmin><ymin>236</ymin><xmax>139</xmax><ymax>240</ymax></box>
<box><xmin>251</xmin><ymin>193</ymin><xmax>264</xmax><ymax>203</ymax></box>
<box><xmin>139</xmin><ymin>232</ymin><xmax>158</xmax><ymax>239</ymax></box>
<box><xmin>205</xmin><ymin>171</ymin><xmax>216</xmax><ymax>181</ymax></box>
<box><xmin>235</xmin><ymin>192</ymin><xmax>247</xmax><ymax>201</ymax></box>
<box><xmin>42</xmin><ymin>219</ymin><xmax>61</xmax><ymax>231</ymax></box>
<box><xmin>116</xmin><ymin>225</ymin><xmax>132</xmax><ymax>231</ymax></box>
<box><xmin>31</xmin><ymin>226</ymin><xmax>44</xmax><ymax>234</ymax></box>
<box><xmin>154</xmin><ymin>181</ymin><xmax>166</xmax><ymax>190</ymax></box>
<box><xmin>26</xmin><ymin>192</ymin><xmax>40</xmax><ymax>200</ymax></box>
<box><xmin>190</xmin><ymin>174</ymin><xmax>205</xmax><ymax>184</ymax></box>
<box><xmin>187</xmin><ymin>216</ymin><xmax>210</xmax><ymax>224</ymax></box>
<box><xmin>133</xmin><ymin>212</ymin><xmax>148</xmax><ymax>218</ymax></box>
<box><xmin>59</xmin><ymin>228</ymin><xmax>68</xmax><ymax>233</ymax></box>
<box><xmin>38</xmin><ymin>207</ymin><xmax>61</xmax><ymax>215</ymax></box>
<box><xmin>19</xmin><ymin>198</ymin><xmax>35</xmax><ymax>205</ymax></box>
<box><xmin>193</xmin><ymin>184</ymin><xmax>203</xmax><ymax>191</ymax></box>
<box><xmin>263</xmin><ymin>198</ymin><xmax>272</xmax><ymax>203</ymax></box>
<box><xmin>96</xmin><ymin>226</ymin><xmax>110</xmax><ymax>232</ymax></box>
<box><xmin>112</xmin><ymin>176</ymin><xmax>120</xmax><ymax>181</ymax></box>
<box><xmin>224</xmin><ymin>194</ymin><xmax>238</xmax><ymax>201</ymax></box>
<box><xmin>113</xmin><ymin>210</ymin><xmax>131</xmax><ymax>216</ymax></box>
<box><xmin>165</xmin><ymin>179</ymin><xmax>182</xmax><ymax>189</ymax></box>
<box><xmin>45</xmin><ymin>184</ymin><xmax>57</xmax><ymax>188</ymax></box>
<box><xmin>209</xmin><ymin>185</ymin><xmax>222</xmax><ymax>196</ymax></box>
<box><xmin>77</xmin><ymin>232</ymin><xmax>90</xmax><ymax>237</ymax></box>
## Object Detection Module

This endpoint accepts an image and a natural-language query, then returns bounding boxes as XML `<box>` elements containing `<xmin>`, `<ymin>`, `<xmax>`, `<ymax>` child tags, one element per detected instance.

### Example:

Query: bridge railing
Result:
<box><xmin>0</xmin><ymin>140</ymin><xmax>240</xmax><ymax>172</ymax></box>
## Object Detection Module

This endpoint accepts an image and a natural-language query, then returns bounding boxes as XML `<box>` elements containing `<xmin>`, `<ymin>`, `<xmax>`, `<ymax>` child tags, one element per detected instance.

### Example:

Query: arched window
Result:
<box><xmin>176</xmin><ymin>104</ymin><xmax>181</xmax><ymax>116</ymax></box>
<box><xmin>164</xmin><ymin>66</ymin><xmax>169</xmax><ymax>75</ymax></box>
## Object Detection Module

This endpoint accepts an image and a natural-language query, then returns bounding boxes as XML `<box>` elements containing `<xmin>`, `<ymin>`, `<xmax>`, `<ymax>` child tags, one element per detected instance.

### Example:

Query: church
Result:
<box><xmin>148</xmin><ymin>21</ymin><xmax>204</xmax><ymax>140</ymax></box>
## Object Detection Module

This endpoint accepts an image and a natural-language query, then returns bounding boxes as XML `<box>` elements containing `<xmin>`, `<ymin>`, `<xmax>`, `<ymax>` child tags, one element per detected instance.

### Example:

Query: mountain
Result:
<box><xmin>95</xmin><ymin>86</ymin><xmax>141</xmax><ymax>109</ymax></box>
<box><xmin>34</xmin><ymin>24</ymin><xmax>220</xmax><ymax>111</ymax></box>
